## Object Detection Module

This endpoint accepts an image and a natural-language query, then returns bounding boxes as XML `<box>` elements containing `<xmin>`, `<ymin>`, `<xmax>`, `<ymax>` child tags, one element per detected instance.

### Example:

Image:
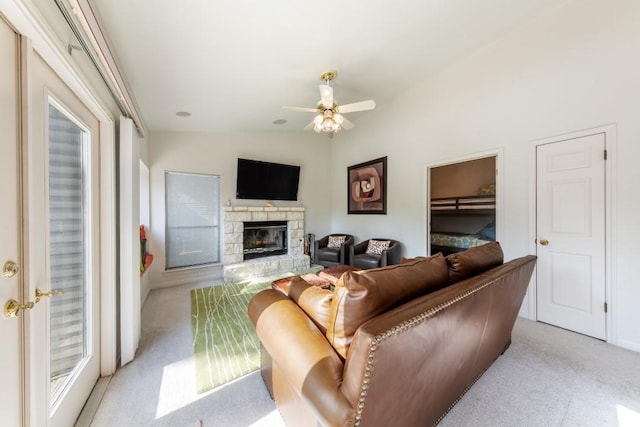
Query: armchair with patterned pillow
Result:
<box><xmin>313</xmin><ymin>234</ymin><xmax>355</xmax><ymax>267</ymax></box>
<box><xmin>349</xmin><ymin>238</ymin><xmax>402</xmax><ymax>270</ymax></box>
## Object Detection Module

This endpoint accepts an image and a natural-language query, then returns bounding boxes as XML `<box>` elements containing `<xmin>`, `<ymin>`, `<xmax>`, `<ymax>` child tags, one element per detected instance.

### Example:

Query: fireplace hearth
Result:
<box><xmin>243</xmin><ymin>221</ymin><xmax>287</xmax><ymax>260</ymax></box>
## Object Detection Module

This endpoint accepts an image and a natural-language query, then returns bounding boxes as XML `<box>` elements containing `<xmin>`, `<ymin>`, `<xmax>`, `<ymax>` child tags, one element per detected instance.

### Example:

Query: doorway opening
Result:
<box><xmin>426</xmin><ymin>152</ymin><xmax>500</xmax><ymax>257</ymax></box>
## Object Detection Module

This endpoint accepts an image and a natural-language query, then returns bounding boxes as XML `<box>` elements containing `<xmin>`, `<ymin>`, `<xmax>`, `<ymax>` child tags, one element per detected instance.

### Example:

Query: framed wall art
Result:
<box><xmin>347</xmin><ymin>156</ymin><xmax>387</xmax><ymax>214</ymax></box>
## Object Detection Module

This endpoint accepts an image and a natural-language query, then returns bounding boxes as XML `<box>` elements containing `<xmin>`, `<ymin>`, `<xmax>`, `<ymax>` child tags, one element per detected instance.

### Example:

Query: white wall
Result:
<box><xmin>430</xmin><ymin>157</ymin><xmax>495</xmax><ymax>199</ymax></box>
<box><xmin>331</xmin><ymin>0</ymin><xmax>640</xmax><ymax>351</ymax></box>
<box><xmin>137</xmin><ymin>132</ymin><xmax>152</xmax><ymax>303</ymax></box>
<box><xmin>147</xmin><ymin>130</ymin><xmax>332</xmax><ymax>288</ymax></box>
<box><xmin>139</xmin><ymin>159</ymin><xmax>151</xmax><ymax>303</ymax></box>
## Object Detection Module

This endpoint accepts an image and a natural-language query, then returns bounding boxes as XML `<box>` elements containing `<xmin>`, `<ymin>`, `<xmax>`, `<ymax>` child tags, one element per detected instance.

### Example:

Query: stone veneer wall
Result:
<box><xmin>223</xmin><ymin>206</ymin><xmax>310</xmax><ymax>281</ymax></box>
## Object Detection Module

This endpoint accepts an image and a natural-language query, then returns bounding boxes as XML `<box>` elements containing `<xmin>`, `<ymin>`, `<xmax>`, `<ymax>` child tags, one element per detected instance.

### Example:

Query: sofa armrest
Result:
<box><xmin>248</xmin><ymin>289</ymin><xmax>353</xmax><ymax>426</ymax></box>
<box><xmin>315</xmin><ymin>235</ymin><xmax>329</xmax><ymax>249</ymax></box>
<box><xmin>349</xmin><ymin>240</ymin><xmax>369</xmax><ymax>264</ymax></box>
<box><xmin>313</xmin><ymin>236</ymin><xmax>329</xmax><ymax>264</ymax></box>
<box><xmin>338</xmin><ymin>236</ymin><xmax>355</xmax><ymax>264</ymax></box>
<box><xmin>380</xmin><ymin>241</ymin><xmax>402</xmax><ymax>267</ymax></box>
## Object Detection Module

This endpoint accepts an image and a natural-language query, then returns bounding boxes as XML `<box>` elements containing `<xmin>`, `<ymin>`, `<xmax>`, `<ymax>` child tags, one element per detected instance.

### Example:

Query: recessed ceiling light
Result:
<box><xmin>272</xmin><ymin>119</ymin><xmax>287</xmax><ymax>125</ymax></box>
<box><xmin>176</xmin><ymin>111</ymin><xmax>191</xmax><ymax>117</ymax></box>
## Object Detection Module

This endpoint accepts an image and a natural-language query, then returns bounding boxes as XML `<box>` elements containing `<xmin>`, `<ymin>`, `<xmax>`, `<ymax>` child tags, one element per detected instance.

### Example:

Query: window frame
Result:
<box><xmin>164</xmin><ymin>170</ymin><xmax>221</xmax><ymax>270</ymax></box>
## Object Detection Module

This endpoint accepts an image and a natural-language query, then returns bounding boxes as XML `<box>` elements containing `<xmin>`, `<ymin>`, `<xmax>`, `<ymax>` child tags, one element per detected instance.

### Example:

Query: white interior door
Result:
<box><xmin>25</xmin><ymin>45</ymin><xmax>101</xmax><ymax>426</ymax></box>
<box><xmin>0</xmin><ymin>16</ymin><xmax>23</xmax><ymax>426</ymax></box>
<box><xmin>536</xmin><ymin>133</ymin><xmax>606</xmax><ymax>339</ymax></box>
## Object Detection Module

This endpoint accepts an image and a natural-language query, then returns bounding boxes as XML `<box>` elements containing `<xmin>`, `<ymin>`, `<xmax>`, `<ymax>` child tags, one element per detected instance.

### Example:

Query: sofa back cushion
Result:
<box><xmin>288</xmin><ymin>278</ymin><xmax>334</xmax><ymax>334</ymax></box>
<box><xmin>401</xmin><ymin>256</ymin><xmax>426</xmax><ymax>263</ymax></box>
<box><xmin>445</xmin><ymin>241</ymin><xmax>504</xmax><ymax>284</ymax></box>
<box><xmin>326</xmin><ymin>254</ymin><xmax>449</xmax><ymax>358</ymax></box>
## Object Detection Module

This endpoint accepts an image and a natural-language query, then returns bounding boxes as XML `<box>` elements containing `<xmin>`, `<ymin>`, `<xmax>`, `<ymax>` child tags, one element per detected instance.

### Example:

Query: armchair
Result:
<box><xmin>313</xmin><ymin>234</ymin><xmax>354</xmax><ymax>267</ymax></box>
<box><xmin>349</xmin><ymin>238</ymin><xmax>401</xmax><ymax>270</ymax></box>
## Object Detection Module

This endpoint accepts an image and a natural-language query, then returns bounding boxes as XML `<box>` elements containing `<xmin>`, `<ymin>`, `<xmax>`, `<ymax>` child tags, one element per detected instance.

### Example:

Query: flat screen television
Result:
<box><xmin>236</xmin><ymin>158</ymin><xmax>301</xmax><ymax>201</ymax></box>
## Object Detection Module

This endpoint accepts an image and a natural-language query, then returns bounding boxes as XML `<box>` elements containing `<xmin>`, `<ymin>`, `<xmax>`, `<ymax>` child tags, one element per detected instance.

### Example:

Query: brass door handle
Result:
<box><xmin>540</xmin><ymin>239</ymin><xmax>549</xmax><ymax>246</ymax></box>
<box><xmin>4</xmin><ymin>299</ymin><xmax>35</xmax><ymax>318</ymax></box>
<box><xmin>3</xmin><ymin>288</ymin><xmax>63</xmax><ymax>317</ymax></box>
<box><xmin>35</xmin><ymin>288</ymin><xmax>63</xmax><ymax>303</ymax></box>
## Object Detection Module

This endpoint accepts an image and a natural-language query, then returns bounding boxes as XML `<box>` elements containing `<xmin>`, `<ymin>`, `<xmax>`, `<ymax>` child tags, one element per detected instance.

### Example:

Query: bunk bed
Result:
<box><xmin>430</xmin><ymin>194</ymin><xmax>496</xmax><ymax>256</ymax></box>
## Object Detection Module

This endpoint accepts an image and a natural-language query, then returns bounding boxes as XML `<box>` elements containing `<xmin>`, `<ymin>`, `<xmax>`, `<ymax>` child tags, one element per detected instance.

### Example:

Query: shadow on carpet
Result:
<box><xmin>190</xmin><ymin>266</ymin><xmax>322</xmax><ymax>394</ymax></box>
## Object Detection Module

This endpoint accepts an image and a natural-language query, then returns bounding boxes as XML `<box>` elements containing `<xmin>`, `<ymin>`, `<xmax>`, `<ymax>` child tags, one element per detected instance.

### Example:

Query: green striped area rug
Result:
<box><xmin>190</xmin><ymin>267</ymin><xmax>322</xmax><ymax>394</ymax></box>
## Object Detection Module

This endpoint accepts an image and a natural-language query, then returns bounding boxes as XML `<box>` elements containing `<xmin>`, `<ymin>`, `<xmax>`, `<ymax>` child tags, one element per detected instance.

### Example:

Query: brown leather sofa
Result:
<box><xmin>248</xmin><ymin>242</ymin><xmax>536</xmax><ymax>426</ymax></box>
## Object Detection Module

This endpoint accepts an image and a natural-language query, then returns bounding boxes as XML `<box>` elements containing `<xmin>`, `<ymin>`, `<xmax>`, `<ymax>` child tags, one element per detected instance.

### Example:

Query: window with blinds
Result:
<box><xmin>48</xmin><ymin>102</ymin><xmax>89</xmax><ymax>400</ymax></box>
<box><xmin>165</xmin><ymin>171</ymin><xmax>220</xmax><ymax>268</ymax></box>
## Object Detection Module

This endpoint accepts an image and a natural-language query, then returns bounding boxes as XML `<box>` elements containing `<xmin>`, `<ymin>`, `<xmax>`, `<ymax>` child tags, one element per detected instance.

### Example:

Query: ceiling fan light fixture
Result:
<box><xmin>283</xmin><ymin>69</ymin><xmax>375</xmax><ymax>135</ymax></box>
<box><xmin>322</xmin><ymin>118</ymin><xmax>334</xmax><ymax>132</ymax></box>
<box><xmin>316</xmin><ymin>113</ymin><xmax>341</xmax><ymax>133</ymax></box>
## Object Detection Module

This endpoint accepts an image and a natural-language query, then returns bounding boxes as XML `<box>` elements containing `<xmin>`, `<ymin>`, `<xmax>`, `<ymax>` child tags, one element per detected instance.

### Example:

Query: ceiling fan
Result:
<box><xmin>283</xmin><ymin>70</ymin><xmax>376</xmax><ymax>134</ymax></box>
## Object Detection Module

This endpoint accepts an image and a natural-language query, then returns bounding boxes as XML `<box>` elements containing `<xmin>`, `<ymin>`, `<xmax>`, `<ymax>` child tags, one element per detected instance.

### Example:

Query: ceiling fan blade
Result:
<box><xmin>336</xmin><ymin>99</ymin><xmax>376</xmax><ymax>114</ymax></box>
<box><xmin>283</xmin><ymin>106</ymin><xmax>318</xmax><ymax>113</ymax></box>
<box><xmin>319</xmin><ymin>85</ymin><xmax>334</xmax><ymax>109</ymax></box>
<box><xmin>303</xmin><ymin>120</ymin><xmax>315</xmax><ymax>131</ymax></box>
<box><xmin>341</xmin><ymin>117</ymin><xmax>355</xmax><ymax>130</ymax></box>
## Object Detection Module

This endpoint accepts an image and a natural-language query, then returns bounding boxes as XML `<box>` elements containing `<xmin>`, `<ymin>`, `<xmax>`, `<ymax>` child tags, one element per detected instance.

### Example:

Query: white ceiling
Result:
<box><xmin>89</xmin><ymin>0</ymin><xmax>563</xmax><ymax>134</ymax></box>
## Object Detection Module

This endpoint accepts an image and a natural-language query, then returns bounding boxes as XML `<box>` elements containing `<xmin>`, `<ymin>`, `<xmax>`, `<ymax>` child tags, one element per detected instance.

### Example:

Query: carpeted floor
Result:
<box><xmin>440</xmin><ymin>320</ymin><xmax>640</xmax><ymax>426</ymax></box>
<box><xmin>87</xmin><ymin>279</ymin><xmax>287</xmax><ymax>427</ymax></box>
<box><xmin>86</xmin><ymin>278</ymin><xmax>640</xmax><ymax>427</ymax></box>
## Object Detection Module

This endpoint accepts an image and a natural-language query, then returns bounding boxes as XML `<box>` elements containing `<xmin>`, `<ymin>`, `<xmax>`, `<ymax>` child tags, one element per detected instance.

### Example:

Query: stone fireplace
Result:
<box><xmin>223</xmin><ymin>206</ymin><xmax>310</xmax><ymax>281</ymax></box>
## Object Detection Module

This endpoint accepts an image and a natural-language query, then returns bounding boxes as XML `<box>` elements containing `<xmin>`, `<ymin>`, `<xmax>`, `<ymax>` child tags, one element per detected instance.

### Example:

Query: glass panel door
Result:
<box><xmin>27</xmin><ymin>38</ymin><xmax>100</xmax><ymax>427</ymax></box>
<box><xmin>48</xmin><ymin>101</ymin><xmax>91</xmax><ymax>408</ymax></box>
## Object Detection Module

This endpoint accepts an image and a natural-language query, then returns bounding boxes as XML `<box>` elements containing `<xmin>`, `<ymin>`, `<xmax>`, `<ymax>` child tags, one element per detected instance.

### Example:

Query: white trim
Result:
<box><xmin>527</xmin><ymin>124</ymin><xmax>617</xmax><ymax>345</ymax></box>
<box><xmin>3</xmin><ymin>0</ymin><xmax>118</xmax><ymax>375</ymax></box>
<box><xmin>155</xmin><ymin>265</ymin><xmax>224</xmax><ymax>289</ymax></box>
<box><xmin>69</xmin><ymin>0</ymin><xmax>146</xmax><ymax>136</ymax></box>
<box><xmin>617</xmin><ymin>339</ymin><xmax>640</xmax><ymax>354</ymax></box>
<box><xmin>119</xmin><ymin>117</ymin><xmax>140</xmax><ymax>366</ymax></box>
<box><xmin>527</xmin><ymin>137</ymin><xmax>538</xmax><ymax>321</ymax></box>
<box><xmin>424</xmin><ymin>148</ymin><xmax>504</xmax><ymax>256</ymax></box>
<box><xmin>99</xmin><ymin>119</ymin><xmax>116</xmax><ymax>375</ymax></box>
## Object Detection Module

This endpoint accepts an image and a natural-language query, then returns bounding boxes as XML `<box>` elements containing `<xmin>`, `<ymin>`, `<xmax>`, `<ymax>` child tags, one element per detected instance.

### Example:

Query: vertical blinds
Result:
<box><xmin>48</xmin><ymin>104</ymin><xmax>87</xmax><ymax>385</ymax></box>
<box><xmin>165</xmin><ymin>172</ymin><xmax>220</xmax><ymax>268</ymax></box>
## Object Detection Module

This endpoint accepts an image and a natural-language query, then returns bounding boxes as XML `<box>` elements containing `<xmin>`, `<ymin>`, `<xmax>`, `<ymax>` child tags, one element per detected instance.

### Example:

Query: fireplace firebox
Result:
<box><xmin>243</xmin><ymin>221</ymin><xmax>287</xmax><ymax>260</ymax></box>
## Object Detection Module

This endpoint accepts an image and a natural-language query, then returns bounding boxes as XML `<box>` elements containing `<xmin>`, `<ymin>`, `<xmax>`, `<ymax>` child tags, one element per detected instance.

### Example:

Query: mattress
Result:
<box><xmin>430</xmin><ymin>232</ymin><xmax>493</xmax><ymax>249</ymax></box>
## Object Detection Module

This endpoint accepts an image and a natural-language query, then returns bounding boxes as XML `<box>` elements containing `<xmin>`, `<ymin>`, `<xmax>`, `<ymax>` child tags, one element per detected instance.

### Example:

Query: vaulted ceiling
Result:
<box><xmin>89</xmin><ymin>0</ymin><xmax>563</xmax><ymax>134</ymax></box>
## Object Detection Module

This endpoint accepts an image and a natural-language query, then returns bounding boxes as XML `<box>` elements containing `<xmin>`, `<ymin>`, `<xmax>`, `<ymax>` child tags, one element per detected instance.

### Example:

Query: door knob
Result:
<box><xmin>3</xmin><ymin>260</ymin><xmax>18</xmax><ymax>278</ymax></box>
<box><xmin>540</xmin><ymin>239</ymin><xmax>549</xmax><ymax>246</ymax></box>
<box><xmin>4</xmin><ymin>299</ymin><xmax>35</xmax><ymax>318</ymax></box>
<box><xmin>35</xmin><ymin>288</ymin><xmax>63</xmax><ymax>303</ymax></box>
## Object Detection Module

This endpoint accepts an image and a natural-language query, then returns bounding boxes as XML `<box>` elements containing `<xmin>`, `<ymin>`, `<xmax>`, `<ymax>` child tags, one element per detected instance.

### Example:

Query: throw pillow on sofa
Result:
<box><xmin>326</xmin><ymin>254</ymin><xmax>449</xmax><ymax>358</ymax></box>
<box><xmin>446</xmin><ymin>241</ymin><xmax>504</xmax><ymax>284</ymax></box>
<box><xmin>327</xmin><ymin>235</ymin><xmax>347</xmax><ymax>248</ymax></box>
